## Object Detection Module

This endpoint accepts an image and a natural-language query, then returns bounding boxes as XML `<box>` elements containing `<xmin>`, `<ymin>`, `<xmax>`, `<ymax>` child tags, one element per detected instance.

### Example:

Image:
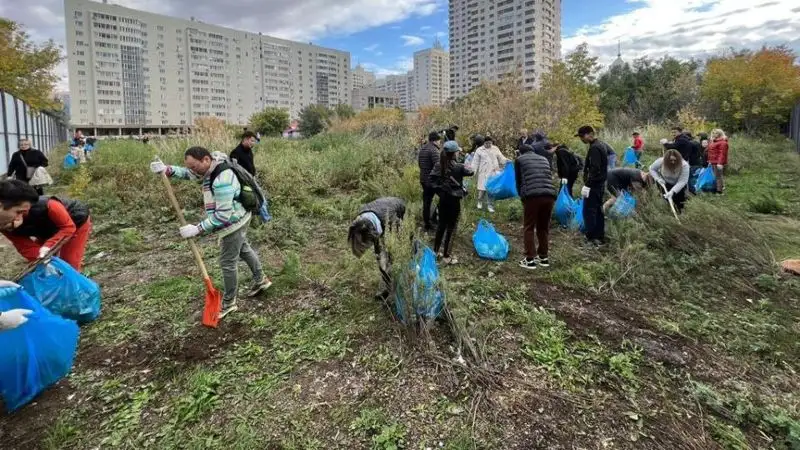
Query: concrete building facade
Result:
<box><xmin>352</xmin><ymin>64</ymin><xmax>377</xmax><ymax>89</ymax></box>
<box><xmin>413</xmin><ymin>40</ymin><xmax>450</xmax><ymax>108</ymax></box>
<box><xmin>448</xmin><ymin>0</ymin><xmax>561</xmax><ymax>98</ymax></box>
<box><xmin>351</xmin><ymin>87</ymin><xmax>399</xmax><ymax>112</ymax></box>
<box><xmin>376</xmin><ymin>72</ymin><xmax>415</xmax><ymax>112</ymax></box>
<box><xmin>65</xmin><ymin>0</ymin><xmax>350</xmax><ymax>134</ymax></box>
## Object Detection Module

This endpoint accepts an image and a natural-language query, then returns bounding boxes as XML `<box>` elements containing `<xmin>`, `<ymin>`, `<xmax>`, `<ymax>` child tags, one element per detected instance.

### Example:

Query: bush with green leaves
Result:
<box><xmin>249</xmin><ymin>107</ymin><xmax>290</xmax><ymax>137</ymax></box>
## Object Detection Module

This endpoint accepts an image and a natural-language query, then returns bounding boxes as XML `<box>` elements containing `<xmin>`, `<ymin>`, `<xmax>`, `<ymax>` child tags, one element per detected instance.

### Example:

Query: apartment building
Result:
<box><xmin>351</xmin><ymin>87</ymin><xmax>399</xmax><ymax>112</ymax></box>
<box><xmin>413</xmin><ymin>40</ymin><xmax>450</xmax><ymax>108</ymax></box>
<box><xmin>376</xmin><ymin>72</ymin><xmax>415</xmax><ymax>112</ymax></box>
<box><xmin>448</xmin><ymin>0</ymin><xmax>561</xmax><ymax>98</ymax></box>
<box><xmin>352</xmin><ymin>64</ymin><xmax>377</xmax><ymax>89</ymax></box>
<box><xmin>65</xmin><ymin>0</ymin><xmax>350</xmax><ymax>134</ymax></box>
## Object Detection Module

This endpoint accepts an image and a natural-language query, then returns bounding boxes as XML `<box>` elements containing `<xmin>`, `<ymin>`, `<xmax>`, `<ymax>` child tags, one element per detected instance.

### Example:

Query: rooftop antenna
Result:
<box><xmin>617</xmin><ymin>40</ymin><xmax>621</xmax><ymax>58</ymax></box>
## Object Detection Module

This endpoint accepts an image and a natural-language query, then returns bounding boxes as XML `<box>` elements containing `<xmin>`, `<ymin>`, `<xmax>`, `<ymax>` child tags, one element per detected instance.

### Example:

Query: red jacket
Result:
<box><xmin>2</xmin><ymin>199</ymin><xmax>79</xmax><ymax>262</ymax></box>
<box><xmin>707</xmin><ymin>138</ymin><xmax>729</xmax><ymax>165</ymax></box>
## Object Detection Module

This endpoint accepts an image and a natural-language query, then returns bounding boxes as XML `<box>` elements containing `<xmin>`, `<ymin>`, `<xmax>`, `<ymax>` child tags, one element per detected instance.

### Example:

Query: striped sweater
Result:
<box><xmin>166</xmin><ymin>152</ymin><xmax>250</xmax><ymax>237</ymax></box>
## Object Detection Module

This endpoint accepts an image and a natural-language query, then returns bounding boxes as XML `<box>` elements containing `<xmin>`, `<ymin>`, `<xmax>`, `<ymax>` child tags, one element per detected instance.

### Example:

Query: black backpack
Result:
<box><xmin>208</xmin><ymin>160</ymin><xmax>268</xmax><ymax>220</ymax></box>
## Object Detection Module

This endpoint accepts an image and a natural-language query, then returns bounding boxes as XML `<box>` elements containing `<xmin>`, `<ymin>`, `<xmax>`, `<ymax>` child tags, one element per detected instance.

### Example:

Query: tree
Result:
<box><xmin>249</xmin><ymin>107</ymin><xmax>289</xmax><ymax>137</ymax></box>
<box><xmin>298</xmin><ymin>104</ymin><xmax>332</xmax><ymax>137</ymax></box>
<box><xmin>333</xmin><ymin>103</ymin><xmax>355</xmax><ymax>120</ymax></box>
<box><xmin>565</xmin><ymin>43</ymin><xmax>601</xmax><ymax>85</ymax></box>
<box><xmin>0</xmin><ymin>19</ymin><xmax>62</xmax><ymax>110</ymax></box>
<box><xmin>700</xmin><ymin>46</ymin><xmax>800</xmax><ymax>133</ymax></box>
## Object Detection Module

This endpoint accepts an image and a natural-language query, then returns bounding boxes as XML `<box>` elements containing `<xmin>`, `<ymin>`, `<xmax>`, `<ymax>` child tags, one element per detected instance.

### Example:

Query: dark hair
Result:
<box><xmin>184</xmin><ymin>146</ymin><xmax>212</xmax><ymax>161</ymax></box>
<box><xmin>632</xmin><ymin>132</ymin><xmax>640</xmax><ymax>136</ymax></box>
<box><xmin>484</xmin><ymin>135</ymin><xmax>493</xmax><ymax>143</ymax></box>
<box><xmin>0</xmin><ymin>180</ymin><xmax>40</xmax><ymax>209</ymax></box>
<box><xmin>671</xmin><ymin>126</ymin><xmax>683</xmax><ymax>133</ymax></box>
<box><xmin>241</xmin><ymin>131</ymin><xmax>257</xmax><ymax>141</ymax></box>
<box><xmin>428</xmin><ymin>131</ymin><xmax>441</xmax><ymax>142</ymax></box>
<box><xmin>440</xmin><ymin>149</ymin><xmax>457</xmax><ymax>177</ymax></box>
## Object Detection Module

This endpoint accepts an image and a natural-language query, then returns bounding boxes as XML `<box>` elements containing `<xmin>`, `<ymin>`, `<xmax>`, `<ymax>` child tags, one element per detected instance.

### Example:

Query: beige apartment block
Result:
<box><xmin>65</xmin><ymin>0</ymin><xmax>350</xmax><ymax>134</ymax></box>
<box><xmin>376</xmin><ymin>72</ymin><xmax>415</xmax><ymax>112</ymax></box>
<box><xmin>351</xmin><ymin>87</ymin><xmax>400</xmax><ymax>112</ymax></box>
<box><xmin>413</xmin><ymin>40</ymin><xmax>450</xmax><ymax>108</ymax></box>
<box><xmin>352</xmin><ymin>64</ymin><xmax>377</xmax><ymax>89</ymax></box>
<box><xmin>448</xmin><ymin>0</ymin><xmax>561</xmax><ymax>98</ymax></box>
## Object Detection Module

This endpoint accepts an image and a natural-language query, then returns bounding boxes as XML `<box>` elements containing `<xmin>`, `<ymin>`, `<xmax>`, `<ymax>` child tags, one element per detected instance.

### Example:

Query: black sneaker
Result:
<box><xmin>219</xmin><ymin>299</ymin><xmax>238</xmax><ymax>319</ymax></box>
<box><xmin>535</xmin><ymin>257</ymin><xmax>550</xmax><ymax>267</ymax></box>
<box><xmin>519</xmin><ymin>258</ymin><xmax>537</xmax><ymax>270</ymax></box>
<box><xmin>247</xmin><ymin>277</ymin><xmax>272</xmax><ymax>298</ymax></box>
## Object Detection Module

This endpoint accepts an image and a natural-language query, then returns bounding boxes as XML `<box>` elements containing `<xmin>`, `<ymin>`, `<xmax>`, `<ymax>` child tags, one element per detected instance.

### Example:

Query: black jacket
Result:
<box><xmin>555</xmin><ymin>146</ymin><xmax>580</xmax><ymax>179</ymax></box>
<box><xmin>689</xmin><ymin>140</ymin><xmax>703</xmax><ymax>167</ymax></box>
<box><xmin>515</xmin><ymin>146</ymin><xmax>556</xmax><ymax>200</ymax></box>
<box><xmin>429</xmin><ymin>159</ymin><xmax>474</xmax><ymax>198</ymax></box>
<box><xmin>7</xmin><ymin>149</ymin><xmax>48</xmax><ymax>181</ymax></box>
<box><xmin>230</xmin><ymin>144</ymin><xmax>256</xmax><ymax>176</ymax></box>
<box><xmin>664</xmin><ymin>134</ymin><xmax>694</xmax><ymax>165</ymax></box>
<box><xmin>583</xmin><ymin>139</ymin><xmax>610</xmax><ymax>188</ymax></box>
<box><xmin>418</xmin><ymin>141</ymin><xmax>439</xmax><ymax>186</ymax></box>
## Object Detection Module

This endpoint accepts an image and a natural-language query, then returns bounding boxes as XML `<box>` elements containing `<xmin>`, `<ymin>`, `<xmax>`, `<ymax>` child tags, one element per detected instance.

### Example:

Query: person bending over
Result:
<box><xmin>649</xmin><ymin>149</ymin><xmax>690</xmax><ymax>213</ymax></box>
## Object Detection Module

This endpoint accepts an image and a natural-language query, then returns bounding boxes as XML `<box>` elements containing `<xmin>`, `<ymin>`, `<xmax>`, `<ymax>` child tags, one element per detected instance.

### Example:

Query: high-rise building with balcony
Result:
<box><xmin>65</xmin><ymin>0</ymin><xmax>350</xmax><ymax>134</ymax></box>
<box><xmin>376</xmin><ymin>72</ymin><xmax>414</xmax><ymax>111</ymax></box>
<box><xmin>413</xmin><ymin>40</ymin><xmax>450</xmax><ymax>108</ymax></box>
<box><xmin>448</xmin><ymin>0</ymin><xmax>561</xmax><ymax>98</ymax></box>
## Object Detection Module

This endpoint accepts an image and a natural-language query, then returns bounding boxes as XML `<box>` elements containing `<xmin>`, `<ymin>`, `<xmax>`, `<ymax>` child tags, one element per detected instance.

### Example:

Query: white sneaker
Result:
<box><xmin>477</xmin><ymin>203</ymin><xmax>483</xmax><ymax>210</ymax></box>
<box><xmin>488</xmin><ymin>205</ymin><xmax>496</xmax><ymax>213</ymax></box>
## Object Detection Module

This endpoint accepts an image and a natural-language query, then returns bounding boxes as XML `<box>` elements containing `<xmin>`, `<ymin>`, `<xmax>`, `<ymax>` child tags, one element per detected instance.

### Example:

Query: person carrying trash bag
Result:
<box><xmin>649</xmin><ymin>149</ymin><xmax>691</xmax><ymax>214</ymax></box>
<box><xmin>472</xmin><ymin>135</ymin><xmax>508</xmax><ymax>213</ymax></box>
<box><xmin>429</xmin><ymin>140</ymin><xmax>474</xmax><ymax>265</ymax></box>
<box><xmin>0</xmin><ymin>180</ymin><xmax>92</xmax><ymax>272</ymax></box>
<box><xmin>151</xmin><ymin>147</ymin><xmax>271</xmax><ymax>319</ymax></box>
<box><xmin>603</xmin><ymin>168</ymin><xmax>652</xmax><ymax>214</ymax></box>
<box><xmin>515</xmin><ymin>143</ymin><xmax>557</xmax><ymax>269</ymax></box>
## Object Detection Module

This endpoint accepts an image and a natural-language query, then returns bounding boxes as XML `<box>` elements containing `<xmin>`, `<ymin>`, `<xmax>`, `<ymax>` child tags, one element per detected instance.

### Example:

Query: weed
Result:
<box><xmin>100</xmin><ymin>388</ymin><xmax>152</xmax><ymax>446</ymax></box>
<box><xmin>171</xmin><ymin>370</ymin><xmax>222</xmax><ymax>426</ymax></box>
<box><xmin>708</xmin><ymin>417</ymin><xmax>749</xmax><ymax>450</ymax></box>
<box><xmin>749</xmin><ymin>193</ymin><xmax>786</xmax><ymax>215</ymax></box>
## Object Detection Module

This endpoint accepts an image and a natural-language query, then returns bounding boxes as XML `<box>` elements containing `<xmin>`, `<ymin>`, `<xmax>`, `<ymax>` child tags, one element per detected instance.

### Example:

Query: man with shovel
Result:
<box><xmin>151</xmin><ymin>147</ymin><xmax>271</xmax><ymax>319</ymax></box>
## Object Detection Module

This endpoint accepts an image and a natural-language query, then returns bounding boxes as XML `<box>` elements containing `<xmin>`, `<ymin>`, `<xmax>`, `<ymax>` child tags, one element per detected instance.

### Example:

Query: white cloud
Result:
<box><xmin>562</xmin><ymin>0</ymin><xmax>800</xmax><ymax>68</ymax></box>
<box><xmin>420</xmin><ymin>25</ymin><xmax>431</xmax><ymax>31</ymax></box>
<box><xmin>364</xmin><ymin>44</ymin><xmax>380</xmax><ymax>52</ymax></box>
<box><xmin>401</xmin><ymin>34</ymin><xmax>425</xmax><ymax>46</ymax></box>
<box><xmin>362</xmin><ymin>56</ymin><xmax>414</xmax><ymax>77</ymax></box>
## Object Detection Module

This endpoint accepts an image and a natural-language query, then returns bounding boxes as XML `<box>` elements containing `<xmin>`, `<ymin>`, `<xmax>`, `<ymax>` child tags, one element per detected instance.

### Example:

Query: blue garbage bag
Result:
<box><xmin>19</xmin><ymin>257</ymin><xmax>101</xmax><ymax>324</ymax></box>
<box><xmin>395</xmin><ymin>243</ymin><xmax>444</xmax><ymax>323</ymax></box>
<box><xmin>0</xmin><ymin>283</ymin><xmax>79</xmax><ymax>412</ymax></box>
<box><xmin>554</xmin><ymin>185</ymin><xmax>577</xmax><ymax>227</ymax></box>
<box><xmin>694</xmin><ymin>166</ymin><xmax>716</xmax><ymax>192</ymax></box>
<box><xmin>63</xmin><ymin>154</ymin><xmax>78</xmax><ymax>169</ymax></box>
<box><xmin>570</xmin><ymin>198</ymin><xmax>586</xmax><ymax>233</ymax></box>
<box><xmin>622</xmin><ymin>147</ymin><xmax>639</xmax><ymax>166</ymax></box>
<box><xmin>472</xmin><ymin>219</ymin><xmax>509</xmax><ymax>261</ymax></box>
<box><xmin>610</xmin><ymin>190</ymin><xmax>636</xmax><ymax>218</ymax></box>
<box><xmin>485</xmin><ymin>162</ymin><xmax>518</xmax><ymax>200</ymax></box>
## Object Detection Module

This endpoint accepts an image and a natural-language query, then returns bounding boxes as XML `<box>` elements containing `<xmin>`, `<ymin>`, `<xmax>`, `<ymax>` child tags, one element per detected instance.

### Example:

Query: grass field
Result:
<box><xmin>1</xmin><ymin>128</ymin><xmax>799</xmax><ymax>449</ymax></box>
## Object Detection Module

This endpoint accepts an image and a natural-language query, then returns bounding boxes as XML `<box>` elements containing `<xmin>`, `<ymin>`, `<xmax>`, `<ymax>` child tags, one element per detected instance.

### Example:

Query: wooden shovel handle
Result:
<box><xmin>160</xmin><ymin>172</ymin><xmax>211</xmax><ymax>280</ymax></box>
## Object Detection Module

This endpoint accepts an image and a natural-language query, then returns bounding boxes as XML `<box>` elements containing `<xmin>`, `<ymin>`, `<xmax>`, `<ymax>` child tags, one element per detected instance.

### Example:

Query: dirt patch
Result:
<box><xmin>0</xmin><ymin>380</ymin><xmax>76</xmax><ymax>448</ymax></box>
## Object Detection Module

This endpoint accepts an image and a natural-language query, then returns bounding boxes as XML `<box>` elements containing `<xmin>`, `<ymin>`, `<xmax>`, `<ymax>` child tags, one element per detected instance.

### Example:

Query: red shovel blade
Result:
<box><xmin>201</xmin><ymin>276</ymin><xmax>222</xmax><ymax>328</ymax></box>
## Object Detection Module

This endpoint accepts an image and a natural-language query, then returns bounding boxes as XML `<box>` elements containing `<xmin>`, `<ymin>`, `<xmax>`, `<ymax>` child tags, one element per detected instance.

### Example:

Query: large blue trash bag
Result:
<box><xmin>610</xmin><ymin>190</ymin><xmax>637</xmax><ymax>218</ymax></box>
<box><xmin>622</xmin><ymin>147</ymin><xmax>639</xmax><ymax>166</ymax></box>
<box><xmin>570</xmin><ymin>198</ymin><xmax>586</xmax><ymax>233</ymax></box>
<box><xmin>694</xmin><ymin>166</ymin><xmax>717</xmax><ymax>192</ymax></box>
<box><xmin>20</xmin><ymin>257</ymin><xmax>101</xmax><ymax>324</ymax></box>
<box><xmin>63</xmin><ymin>154</ymin><xmax>78</xmax><ymax>169</ymax></box>
<box><xmin>554</xmin><ymin>185</ymin><xmax>577</xmax><ymax>227</ymax></box>
<box><xmin>395</xmin><ymin>243</ymin><xmax>444</xmax><ymax>323</ymax></box>
<box><xmin>472</xmin><ymin>219</ymin><xmax>510</xmax><ymax>261</ymax></box>
<box><xmin>485</xmin><ymin>162</ymin><xmax>518</xmax><ymax>200</ymax></box>
<box><xmin>0</xmin><ymin>283</ymin><xmax>79</xmax><ymax>412</ymax></box>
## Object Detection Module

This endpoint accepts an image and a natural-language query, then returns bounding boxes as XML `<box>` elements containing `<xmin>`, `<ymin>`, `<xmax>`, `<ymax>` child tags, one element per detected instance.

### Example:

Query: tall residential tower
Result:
<box><xmin>65</xmin><ymin>0</ymin><xmax>350</xmax><ymax>134</ymax></box>
<box><xmin>413</xmin><ymin>39</ymin><xmax>450</xmax><ymax>108</ymax></box>
<box><xmin>448</xmin><ymin>0</ymin><xmax>561</xmax><ymax>98</ymax></box>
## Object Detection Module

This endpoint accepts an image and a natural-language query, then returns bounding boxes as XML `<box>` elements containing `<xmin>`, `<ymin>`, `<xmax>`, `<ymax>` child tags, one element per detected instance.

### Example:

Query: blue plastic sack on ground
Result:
<box><xmin>0</xmin><ymin>284</ymin><xmax>79</xmax><ymax>412</ymax></box>
<box><xmin>395</xmin><ymin>243</ymin><xmax>444</xmax><ymax>323</ymax></box>
<box><xmin>694</xmin><ymin>166</ymin><xmax>716</xmax><ymax>192</ymax></box>
<box><xmin>622</xmin><ymin>147</ymin><xmax>639</xmax><ymax>166</ymax></box>
<box><xmin>485</xmin><ymin>162</ymin><xmax>518</xmax><ymax>200</ymax></box>
<box><xmin>610</xmin><ymin>190</ymin><xmax>636</xmax><ymax>218</ymax></box>
<box><xmin>20</xmin><ymin>257</ymin><xmax>101</xmax><ymax>324</ymax></box>
<box><xmin>554</xmin><ymin>185</ymin><xmax>577</xmax><ymax>227</ymax></box>
<box><xmin>570</xmin><ymin>198</ymin><xmax>586</xmax><ymax>233</ymax></box>
<box><xmin>472</xmin><ymin>219</ymin><xmax>509</xmax><ymax>261</ymax></box>
<box><xmin>63</xmin><ymin>154</ymin><xmax>78</xmax><ymax>169</ymax></box>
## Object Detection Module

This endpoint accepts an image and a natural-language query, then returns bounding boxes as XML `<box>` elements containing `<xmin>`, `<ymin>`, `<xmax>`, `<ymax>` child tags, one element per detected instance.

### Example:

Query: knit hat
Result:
<box><xmin>443</xmin><ymin>140</ymin><xmax>461</xmax><ymax>153</ymax></box>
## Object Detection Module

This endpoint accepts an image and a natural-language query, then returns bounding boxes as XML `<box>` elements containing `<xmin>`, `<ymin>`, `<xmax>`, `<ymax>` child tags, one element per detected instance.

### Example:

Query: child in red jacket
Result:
<box><xmin>707</xmin><ymin>129</ymin><xmax>729</xmax><ymax>194</ymax></box>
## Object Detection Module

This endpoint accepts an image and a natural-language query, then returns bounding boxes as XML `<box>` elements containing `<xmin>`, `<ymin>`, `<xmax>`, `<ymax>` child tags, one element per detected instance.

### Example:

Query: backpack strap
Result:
<box><xmin>207</xmin><ymin>161</ymin><xmax>231</xmax><ymax>193</ymax></box>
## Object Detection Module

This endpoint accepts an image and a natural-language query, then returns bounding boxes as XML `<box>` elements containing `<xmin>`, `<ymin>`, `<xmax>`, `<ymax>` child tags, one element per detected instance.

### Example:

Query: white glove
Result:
<box><xmin>659</xmin><ymin>138</ymin><xmax>668</xmax><ymax>145</ymax></box>
<box><xmin>0</xmin><ymin>309</ymin><xmax>33</xmax><ymax>330</ymax></box>
<box><xmin>560</xmin><ymin>178</ymin><xmax>567</xmax><ymax>185</ymax></box>
<box><xmin>38</xmin><ymin>246</ymin><xmax>51</xmax><ymax>259</ymax></box>
<box><xmin>663</xmin><ymin>191</ymin><xmax>674</xmax><ymax>200</ymax></box>
<box><xmin>150</xmin><ymin>160</ymin><xmax>167</xmax><ymax>174</ymax></box>
<box><xmin>179</xmin><ymin>224</ymin><xmax>201</xmax><ymax>239</ymax></box>
<box><xmin>581</xmin><ymin>186</ymin><xmax>591</xmax><ymax>198</ymax></box>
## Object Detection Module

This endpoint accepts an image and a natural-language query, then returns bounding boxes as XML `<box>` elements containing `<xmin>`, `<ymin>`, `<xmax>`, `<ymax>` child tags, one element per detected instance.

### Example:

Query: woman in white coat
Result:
<box><xmin>471</xmin><ymin>136</ymin><xmax>508</xmax><ymax>213</ymax></box>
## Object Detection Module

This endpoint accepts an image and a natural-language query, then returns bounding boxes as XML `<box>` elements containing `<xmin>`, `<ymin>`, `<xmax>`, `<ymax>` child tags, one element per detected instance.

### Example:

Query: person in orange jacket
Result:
<box><xmin>707</xmin><ymin>129</ymin><xmax>729</xmax><ymax>194</ymax></box>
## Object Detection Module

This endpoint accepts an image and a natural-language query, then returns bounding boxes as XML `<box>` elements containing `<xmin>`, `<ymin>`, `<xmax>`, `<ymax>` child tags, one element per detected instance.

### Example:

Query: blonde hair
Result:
<box><xmin>711</xmin><ymin>129</ymin><xmax>727</xmax><ymax>140</ymax></box>
<box><xmin>663</xmin><ymin>149</ymin><xmax>683</xmax><ymax>172</ymax></box>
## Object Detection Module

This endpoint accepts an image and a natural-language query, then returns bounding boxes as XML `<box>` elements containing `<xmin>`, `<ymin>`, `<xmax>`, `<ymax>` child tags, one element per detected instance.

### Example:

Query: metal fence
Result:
<box><xmin>0</xmin><ymin>89</ymin><xmax>68</xmax><ymax>171</ymax></box>
<box><xmin>790</xmin><ymin>102</ymin><xmax>800</xmax><ymax>154</ymax></box>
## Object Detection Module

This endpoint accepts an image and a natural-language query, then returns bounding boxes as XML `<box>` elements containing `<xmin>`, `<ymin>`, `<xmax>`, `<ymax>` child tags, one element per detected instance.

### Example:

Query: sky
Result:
<box><xmin>1</xmin><ymin>0</ymin><xmax>798</xmax><ymax>92</ymax></box>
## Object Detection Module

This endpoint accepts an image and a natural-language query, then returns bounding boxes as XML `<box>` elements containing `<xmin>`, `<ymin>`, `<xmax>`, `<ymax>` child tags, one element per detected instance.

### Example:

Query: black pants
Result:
<box><xmin>566</xmin><ymin>173</ymin><xmax>578</xmax><ymax>198</ymax></box>
<box><xmin>665</xmin><ymin>183</ymin><xmax>687</xmax><ymax>213</ymax></box>
<box><xmin>34</xmin><ymin>186</ymin><xmax>44</xmax><ymax>196</ymax></box>
<box><xmin>434</xmin><ymin>195</ymin><xmax>461</xmax><ymax>257</ymax></box>
<box><xmin>582</xmin><ymin>185</ymin><xmax>605</xmax><ymax>241</ymax></box>
<box><xmin>421</xmin><ymin>184</ymin><xmax>438</xmax><ymax>229</ymax></box>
